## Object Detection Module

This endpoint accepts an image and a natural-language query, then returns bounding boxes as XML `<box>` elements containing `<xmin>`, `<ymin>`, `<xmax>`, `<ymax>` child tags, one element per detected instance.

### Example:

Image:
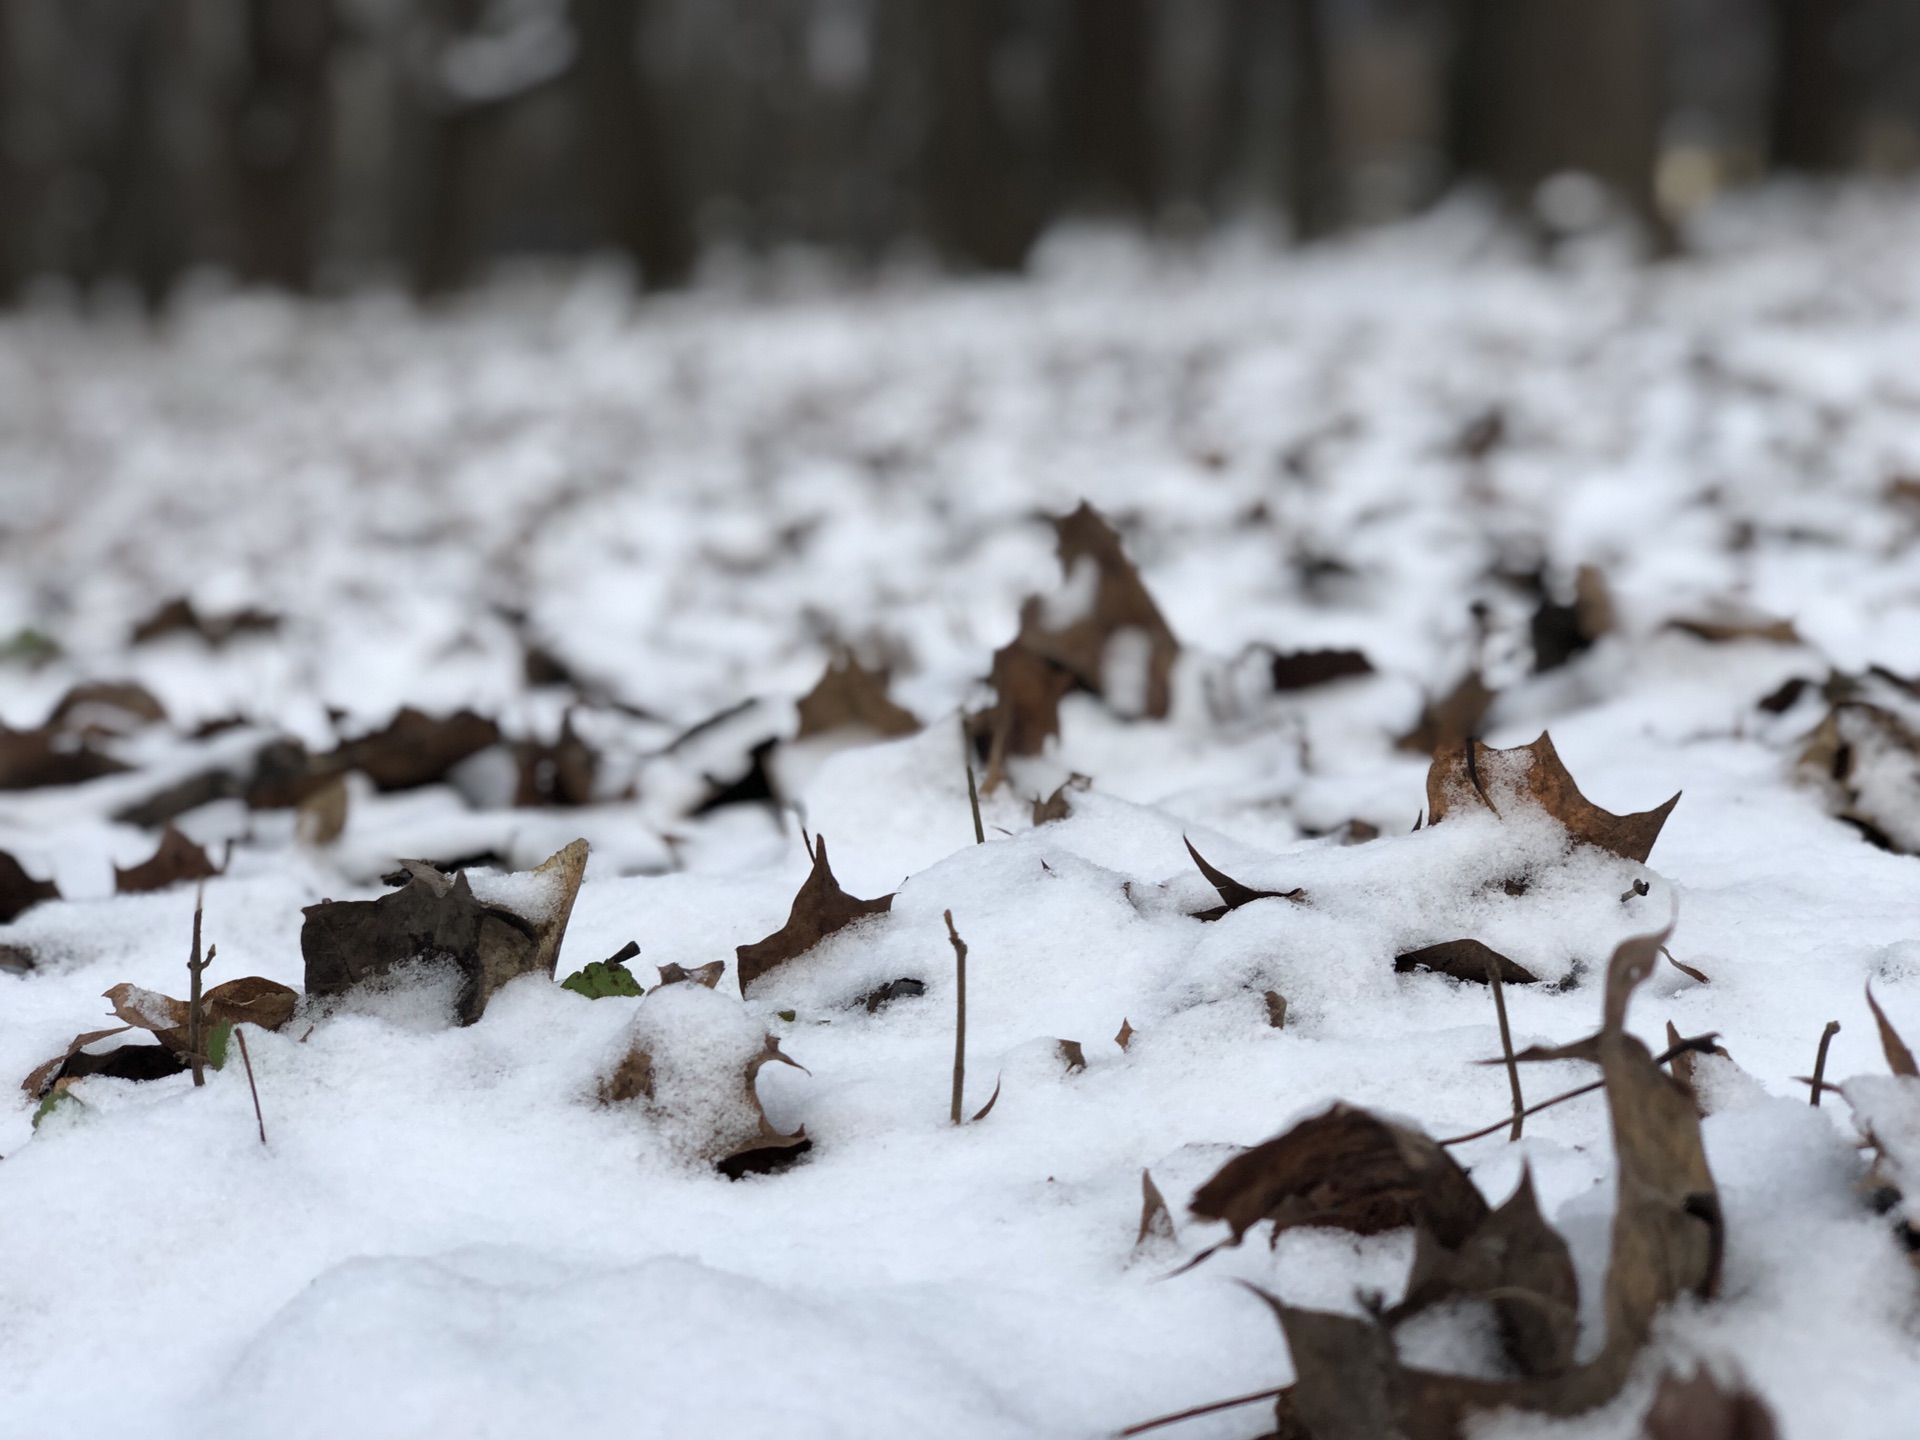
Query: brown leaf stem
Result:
<box><xmin>187</xmin><ymin>887</ymin><xmax>209</xmax><ymax>1087</ymax></box>
<box><xmin>1117</xmin><ymin>1385</ymin><xmax>1289</xmax><ymax>1436</ymax></box>
<box><xmin>1440</xmin><ymin>1033</ymin><xmax>1723</xmax><ymax>1147</ymax></box>
<box><xmin>1809</xmin><ymin>1020</ymin><xmax>1841</xmax><ymax>1106</ymax></box>
<box><xmin>945</xmin><ymin>909</ymin><xmax>967</xmax><ymax>1125</ymax></box>
<box><xmin>235</xmin><ymin>1025</ymin><xmax>266</xmax><ymax>1144</ymax></box>
<box><xmin>1486</xmin><ymin>951</ymin><xmax>1525</xmax><ymax>1140</ymax></box>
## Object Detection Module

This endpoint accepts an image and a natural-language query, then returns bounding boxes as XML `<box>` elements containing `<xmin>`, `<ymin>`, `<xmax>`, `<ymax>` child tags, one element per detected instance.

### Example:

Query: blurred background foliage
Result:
<box><xmin>0</xmin><ymin>0</ymin><xmax>1913</xmax><ymax>305</ymax></box>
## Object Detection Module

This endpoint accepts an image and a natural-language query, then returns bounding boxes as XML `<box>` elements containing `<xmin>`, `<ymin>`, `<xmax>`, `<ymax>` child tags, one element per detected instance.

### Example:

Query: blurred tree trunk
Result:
<box><xmin>572</xmin><ymin>0</ymin><xmax>694</xmax><ymax>287</ymax></box>
<box><xmin>1062</xmin><ymin>0</ymin><xmax>1154</xmax><ymax>214</ymax></box>
<box><xmin>1769</xmin><ymin>0</ymin><xmax>1857</xmax><ymax>170</ymax></box>
<box><xmin>1448</xmin><ymin>0</ymin><xmax>1669</xmax><ymax>248</ymax></box>
<box><xmin>1279</xmin><ymin>0</ymin><xmax>1338</xmax><ymax>239</ymax></box>
<box><xmin>923</xmin><ymin>0</ymin><xmax>1042</xmax><ymax>270</ymax></box>
<box><xmin>233</xmin><ymin>0</ymin><xmax>335</xmax><ymax>291</ymax></box>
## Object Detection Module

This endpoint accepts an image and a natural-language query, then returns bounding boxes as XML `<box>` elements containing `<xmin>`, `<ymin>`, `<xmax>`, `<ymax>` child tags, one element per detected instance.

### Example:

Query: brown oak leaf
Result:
<box><xmin>735</xmin><ymin>834</ymin><xmax>894</xmax><ymax>994</ymax></box>
<box><xmin>1427</xmin><ymin>732</ymin><xmax>1679</xmax><ymax>863</ymax></box>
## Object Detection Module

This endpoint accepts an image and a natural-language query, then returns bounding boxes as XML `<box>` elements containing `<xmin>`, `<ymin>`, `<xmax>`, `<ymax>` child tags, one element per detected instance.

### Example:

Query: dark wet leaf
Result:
<box><xmin>1395</xmin><ymin>939</ymin><xmax>1538</xmax><ymax>986</ymax></box>
<box><xmin>1184</xmin><ymin>837</ymin><xmax>1304</xmax><ymax>920</ymax></box>
<box><xmin>735</xmin><ymin>834</ymin><xmax>894</xmax><ymax>994</ymax></box>
<box><xmin>1757</xmin><ymin>677</ymin><xmax>1812</xmax><ymax>714</ymax></box>
<box><xmin>114</xmin><ymin>826</ymin><xmax>219</xmax><ymax>893</ymax></box>
<box><xmin>859</xmin><ymin>976</ymin><xmax>926</xmax><ymax>1012</ymax></box>
<box><xmin>1270</xmin><ymin>649</ymin><xmax>1373</xmax><ymax>691</ymax></box>
<box><xmin>1397</xmin><ymin>670</ymin><xmax>1495</xmax><ymax>756</ymax></box>
<box><xmin>0</xmin><ymin>849</ymin><xmax>59</xmax><ymax>923</ymax></box>
<box><xmin>513</xmin><ymin>711</ymin><xmax>598</xmax><ymax>806</ymax></box>
<box><xmin>795</xmin><ymin>653</ymin><xmax>919</xmax><ymax>738</ymax></box>
<box><xmin>1427</xmin><ymin>732</ymin><xmax>1680</xmax><ymax>863</ymax></box>
<box><xmin>1641</xmin><ymin>1367</ymin><xmax>1779</xmax><ymax>1440</ymax></box>
<box><xmin>692</xmin><ymin>736</ymin><xmax>779</xmax><ymax>814</ymax></box>
<box><xmin>0</xmin><ymin>726</ymin><xmax>130</xmax><ymax>790</ymax></box>
<box><xmin>1190</xmin><ymin>1102</ymin><xmax>1490</xmax><ymax>1251</ymax></box>
<box><xmin>302</xmin><ymin>839</ymin><xmax>587</xmax><ymax>1024</ymax></box>
<box><xmin>1531</xmin><ymin>565</ymin><xmax>1614</xmax><ymax>673</ymax></box>
<box><xmin>131</xmin><ymin>597</ymin><xmax>279</xmax><ymax>646</ymax></box>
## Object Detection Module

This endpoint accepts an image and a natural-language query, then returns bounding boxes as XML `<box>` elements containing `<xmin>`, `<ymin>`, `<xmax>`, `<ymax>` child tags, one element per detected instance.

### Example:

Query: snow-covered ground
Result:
<box><xmin>3</xmin><ymin>193</ymin><xmax>1919</xmax><ymax>1439</ymax></box>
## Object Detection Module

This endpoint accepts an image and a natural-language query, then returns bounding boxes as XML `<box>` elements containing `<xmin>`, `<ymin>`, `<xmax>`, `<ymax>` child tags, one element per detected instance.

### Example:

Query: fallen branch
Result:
<box><xmin>1805</xmin><ymin>1020</ymin><xmax>1841</xmax><ymax>1107</ymax></box>
<box><xmin>1118</xmin><ymin>1384</ymin><xmax>1288</xmax><ymax>1436</ymax></box>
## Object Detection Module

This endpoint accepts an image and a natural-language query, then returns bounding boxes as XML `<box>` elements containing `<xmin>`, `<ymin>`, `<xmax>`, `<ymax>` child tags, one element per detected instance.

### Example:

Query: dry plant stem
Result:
<box><xmin>966</xmin><ymin>764</ymin><xmax>985</xmax><ymax>845</ymax></box>
<box><xmin>187</xmin><ymin>886</ymin><xmax>208</xmax><ymax>1087</ymax></box>
<box><xmin>235</xmin><ymin>1025</ymin><xmax>266</xmax><ymax>1144</ymax></box>
<box><xmin>1485</xmin><ymin>954</ymin><xmax>1525</xmax><ymax>1140</ymax></box>
<box><xmin>945</xmin><ymin>909</ymin><xmax>968</xmax><ymax>1125</ymax></box>
<box><xmin>1117</xmin><ymin>1384</ymin><xmax>1289</xmax><ymax>1437</ymax></box>
<box><xmin>1809</xmin><ymin>1020</ymin><xmax>1841</xmax><ymax>1107</ymax></box>
<box><xmin>1440</xmin><ymin>1033</ymin><xmax>1721</xmax><ymax>1146</ymax></box>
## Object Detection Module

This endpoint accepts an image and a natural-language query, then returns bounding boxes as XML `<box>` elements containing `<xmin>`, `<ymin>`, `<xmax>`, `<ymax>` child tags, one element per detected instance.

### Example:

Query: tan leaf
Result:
<box><xmin>1426</xmin><ymin>732</ymin><xmax>1679</xmax><ymax>863</ymax></box>
<box><xmin>1396</xmin><ymin>670</ymin><xmax>1495</xmax><ymax>756</ymax></box>
<box><xmin>114</xmin><ymin>826</ymin><xmax>219</xmax><ymax>893</ymax></box>
<box><xmin>658</xmin><ymin>961</ymin><xmax>726</xmax><ymax>990</ymax></box>
<box><xmin>795</xmin><ymin>654</ymin><xmax>919</xmax><ymax>739</ymax></box>
<box><xmin>1057</xmin><ymin>1039</ymin><xmax>1086</xmax><ymax>1073</ymax></box>
<box><xmin>735</xmin><ymin>835</ymin><xmax>894</xmax><ymax>994</ymax></box>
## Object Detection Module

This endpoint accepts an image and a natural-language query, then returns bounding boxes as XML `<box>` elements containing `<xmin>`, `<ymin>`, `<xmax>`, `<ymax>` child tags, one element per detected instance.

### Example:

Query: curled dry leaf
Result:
<box><xmin>1189</xmin><ymin>1103</ymin><xmax>1490</xmax><ymax>1252</ymax></box>
<box><xmin>301</xmin><ymin>839</ymin><xmax>588</xmax><ymax>1025</ymax></box>
<box><xmin>735</xmin><ymin>833</ymin><xmax>894</xmax><ymax>994</ymax></box>
<box><xmin>1395</xmin><ymin>939</ymin><xmax>1538</xmax><ymax>986</ymax></box>
<box><xmin>1427</xmin><ymin>732</ymin><xmax>1680</xmax><ymax>864</ymax></box>
<box><xmin>1640</xmin><ymin>1367</ymin><xmax>1780</xmax><ymax>1440</ymax></box>
<box><xmin>657</xmin><ymin>960</ymin><xmax>726</xmax><ymax>990</ymax></box>
<box><xmin>0</xmin><ymin>849</ymin><xmax>59</xmax><ymax>923</ymax></box>
<box><xmin>1183</xmin><ymin>837</ymin><xmax>1305</xmax><ymax>921</ymax></box>
<box><xmin>102</xmin><ymin>975</ymin><xmax>298</xmax><ymax>1054</ymax></box>
<box><xmin>1031</xmin><ymin>772</ymin><xmax>1090</xmax><ymax>826</ymax></box>
<box><xmin>1797</xmin><ymin>685</ymin><xmax>1920</xmax><ymax>852</ymax></box>
<box><xmin>1270</xmin><ymin>649</ymin><xmax>1373</xmax><ymax>692</ymax></box>
<box><xmin>1233</xmin><ymin>931</ymin><xmax>1721</xmax><ymax>1440</ymax></box>
<box><xmin>795</xmin><ymin>653</ymin><xmax>919</xmax><ymax>739</ymax></box>
<box><xmin>114</xmin><ymin>826</ymin><xmax>219</xmax><ymax>893</ymax></box>
<box><xmin>1396</xmin><ymin>670</ymin><xmax>1495</xmax><ymax>756</ymax></box>
<box><xmin>22</xmin><ymin>1027</ymin><xmax>135</xmax><ymax>1100</ymax></box>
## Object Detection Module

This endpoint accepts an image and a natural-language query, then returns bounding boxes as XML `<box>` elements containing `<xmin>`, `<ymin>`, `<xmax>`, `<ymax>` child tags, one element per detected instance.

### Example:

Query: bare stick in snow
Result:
<box><xmin>945</xmin><ymin>909</ymin><xmax>967</xmax><ymax>1124</ymax></box>
<box><xmin>236</xmin><ymin>1026</ymin><xmax>266</xmax><ymax>1144</ymax></box>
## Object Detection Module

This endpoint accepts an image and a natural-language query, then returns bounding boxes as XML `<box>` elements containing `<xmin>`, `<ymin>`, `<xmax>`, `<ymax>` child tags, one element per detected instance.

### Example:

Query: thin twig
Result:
<box><xmin>187</xmin><ymin>886</ymin><xmax>209</xmax><ymax>1087</ymax></box>
<box><xmin>1485</xmin><ymin>952</ymin><xmax>1524</xmax><ymax>1141</ymax></box>
<box><xmin>1809</xmin><ymin>1020</ymin><xmax>1841</xmax><ymax>1107</ymax></box>
<box><xmin>963</xmin><ymin>719</ymin><xmax>986</xmax><ymax>845</ymax></box>
<box><xmin>235</xmin><ymin>1026</ymin><xmax>266</xmax><ymax>1144</ymax></box>
<box><xmin>1439</xmin><ymin>1033</ymin><xmax>1722</xmax><ymax>1147</ymax></box>
<box><xmin>945</xmin><ymin>909</ymin><xmax>968</xmax><ymax>1125</ymax></box>
<box><xmin>1118</xmin><ymin>1385</ymin><xmax>1288</xmax><ymax>1437</ymax></box>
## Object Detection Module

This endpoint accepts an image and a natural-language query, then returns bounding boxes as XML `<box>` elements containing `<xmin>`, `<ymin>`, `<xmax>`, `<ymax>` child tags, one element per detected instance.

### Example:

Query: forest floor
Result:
<box><xmin>2</xmin><ymin>192</ymin><xmax>1919</xmax><ymax>1439</ymax></box>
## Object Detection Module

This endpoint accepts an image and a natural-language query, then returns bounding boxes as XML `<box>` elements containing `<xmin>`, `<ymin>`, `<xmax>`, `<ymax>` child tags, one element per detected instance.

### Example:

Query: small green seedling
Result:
<box><xmin>561</xmin><ymin>942</ymin><xmax>644</xmax><ymax>1000</ymax></box>
<box><xmin>32</xmin><ymin>1088</ymin><xmax>86</xmax><ymax>1129</ymax></box>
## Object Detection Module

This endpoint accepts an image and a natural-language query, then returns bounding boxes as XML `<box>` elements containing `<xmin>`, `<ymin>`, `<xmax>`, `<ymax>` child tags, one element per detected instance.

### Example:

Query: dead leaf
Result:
<box><xmin>1032</xmin><ymin>772</ymin><xmax>1090</xmax><ymax>826</ymax></box>
<box><xmin>335</xmin><ymin>707</ymin><xmax>502</xmax><ymax>791</ymax></box>
<box><xmin>295</xmin><ymin>776</ymin><xmax>349</xmax><ymax>846</ymax></box>
<box><xmin>1184</xmin><ymin>837</ymin><xmax>1305</xmax><ymax>920</ymax></box>
<box><xmin>735</xmin><ymin>834</ymin><xmax>894</xmax><ymax>994</ymax></box>
<box><xmin>969</xmin><ymin>638</ymin><xmax>1077</xmax><ymax>778</ymax></box>
<box><xmin>1395</xmin><ymin>939</ymin><xmax>1539</xmax><ymax>986</ymax></box>
<box><xmin>1797</xmin><ymin>696</ymin><xmax>1920</xmax><ymax>852</ymax></box>
<box><xmin>1058</xmin><ymin>1039</ymin><xmax>1087</xmax><ymax>1073</ymax></box>
<box><xmin>1388</xmin><ymin>1166</ymin><xmax>1579</xmax><ymax>1378</ymax></box>
<box><xmin>0</xmin><ymin>849</ymin><xmax>60</xmax><ymax>923</ymax></box>
<box><xmin>1427</xmin><ymin>732</ymin><xmax>1680</xmax><ymax>863</ymax></box>
<box><xmin>1757</xmin><ymin>677</ymin><xmax>1811</xmax><ymax>714</ymax></box>
<box><xmin>1190</xmin><ymin>1103</ymin><xmax>1490</xmax><ymax>1251</ymax></box>
<box><xmin>1641</xmin><ymin>1367</ymin><xmax>1780</xmax><ymax>1440</ymax></box>
<box><xmin>0</xmin><ymin>726</ymin><xmax>130</xmax><ymax>790</ymax></box>
<box><xmin>1270</xmin><ymin>649</ymin><xmax>1373</xmax><ymax>691</ymax></box>
<box><xmin>1867</xmin><ymin>982</ymin><xmax>1918</xmax><ymax>1077</ymax></box>
<box><xmin>301</xmin><ymin>839</ymin><xmax>587</xmax><ymax>1024</ymax></box>
<box><xmin>692</xmin><ymin>736</ymin><xmax>780</xmax><ymax>814</ymax></box>
<box><xmin>658</xmin><ymin>961</ymin><xmax>726</xmax><ymax>990</ymax></box>
<box><xmin>1668</xmin><ymin>613</ymin><xmax>1799</xmax><ymax>645</ymax></box>
<box><xmin>46</xmin><ymin>680</ymin><xmax>167</xmax><ymax>736</ymax></box>
<box><xmin>1264</xmin><ymin>991</ymin><xmax>1288</xmax><ymax>1029</ymax></box>
<box><xmin>1115</xmin><ymin>1018</ymin><xmax>1134</xmax><ymax>1050</ymax></box>
<box><xmin>513</xmin><ymin>711</ymin><xmax>598</xmax><ymax>806</ymax></box>
<box><xmin>103</xmin><ymin>975</ymin><xmax>298</xmax><ymax>1054</ymax></box>
<box><xmin>795</xmin><ymin>653</ymin><xmax>919</xmax><ymax>738</ymax></box>
<box><xmin>1665</xmin><ymin>1020</ymin><xmax>1733</xmax><ymax>1117</ymax></box>
<box><xmin>1397</xmin><ymin>671</ymin><xmax>1495</xmax><ymax>756</ymax></box>
<box><xmin>1137</xmin><ymin>1168</ymin><xmax>1175</xmax><ymax>1249</ymax></box>
<box><xmin>859</xmin><ymin>976</ymin><xmax>926</xmax><ymax>1012</ymax></box>
<box><xmin>1531</xmin><ymin>566</ymin><xmax>1614</xmax><ymax>674</ymax></box>
<box><xmin>1016</xmin><ymin>502</ymin><xmax>1180</xmax><ymax>719</ymax></box>
<box><xmin>1457</xmin><ymin>406</ymin><xmax>1505</xmax><ymax>459</ymax></box>
<box><xmin>114</xmin><ymin>826</ymin><xmax>219</xmax><ymax>893</ymax></box>
<box><xmin>22</xmin><ymin>1026</ymin><xmax>135</xmax><ymax>1099</ymax></box>
<box><xmin>131</xmin><ymin>597</ymin><xmax>279</xmax><ymax>646</ymax></box>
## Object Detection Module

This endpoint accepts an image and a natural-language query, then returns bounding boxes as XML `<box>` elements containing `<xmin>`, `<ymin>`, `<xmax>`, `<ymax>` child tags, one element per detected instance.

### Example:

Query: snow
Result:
<box><xmin>4</xmin><ymin>192</ymin><xmax>1920</xmax><ymax>1438</ymax></box>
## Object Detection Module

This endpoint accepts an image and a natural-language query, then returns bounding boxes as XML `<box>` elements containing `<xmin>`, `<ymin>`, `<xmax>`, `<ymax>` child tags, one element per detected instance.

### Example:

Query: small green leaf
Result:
<box><xmin>205</xmin><ymin>1021</ymin><xmax>233</xmax><ymax>1070</ymax></box>
<box><xmin>777</xmin><ymin>1010</ymin><xmax>797</xmax><ymax>1023</ymax></box>
<box><xmin>560</xmin><ymin>960</ymin><xmax>644</xmax><ymax>1000</ymax></box>
<box><xmin>32</xmin><ymin>1088</ymin><xmax>86</xmax><ymax>1129</ymax></box>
